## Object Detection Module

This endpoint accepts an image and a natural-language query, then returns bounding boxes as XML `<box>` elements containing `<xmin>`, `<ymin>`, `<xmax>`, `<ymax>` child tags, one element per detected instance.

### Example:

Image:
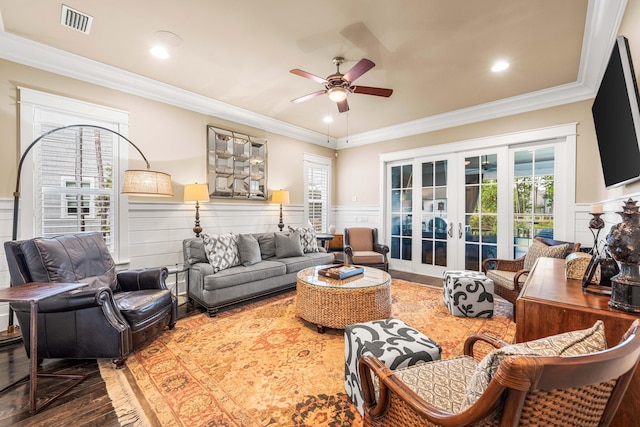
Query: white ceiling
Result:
<box><xmin>0</xmin><ymin>1</ymin><xmax>626</xmax><ymax>148</ymax></box>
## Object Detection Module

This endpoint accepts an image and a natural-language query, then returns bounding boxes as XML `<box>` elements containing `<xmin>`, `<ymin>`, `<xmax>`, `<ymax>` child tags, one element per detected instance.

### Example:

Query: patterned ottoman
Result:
<box><xmin>443</xmin><ymin>270</ymin><xmax>494</xmax><ymax>318</ymax></box>
<box><xmin>344</xmin><ymin>318</ymin><xmax>442</xmax><ymax>415</ymax></box>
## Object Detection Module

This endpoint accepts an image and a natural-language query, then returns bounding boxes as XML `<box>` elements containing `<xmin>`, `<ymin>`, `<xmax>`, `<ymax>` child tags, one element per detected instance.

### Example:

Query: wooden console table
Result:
<box><xmin>516</xmin><ymin>257</ymin><xmax>640</xmax><ymax>427</ymax></box>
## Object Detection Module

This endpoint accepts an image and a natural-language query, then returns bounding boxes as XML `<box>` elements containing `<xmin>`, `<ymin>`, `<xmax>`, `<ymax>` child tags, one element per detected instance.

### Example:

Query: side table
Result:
<box><xmin>166</xmin><ymin>264</ymin><xmax>190</xmax><ymax>309</ymax></box>
<box><xmin>0</xmin><ymin>282</ymin><xmax>88</xmax><ymax>414</ymax></box>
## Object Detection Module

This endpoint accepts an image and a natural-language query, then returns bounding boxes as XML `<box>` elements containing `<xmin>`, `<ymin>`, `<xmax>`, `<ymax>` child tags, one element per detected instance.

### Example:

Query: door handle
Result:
<box><xmin>447</xmin><ymin>223</ymin><xmax>453</xmax><ymax>238</ymax></box>
<box><xmin>458</xmin><ymin>222</ymin><xmax>463</xmax><ymax>239</ymax></box>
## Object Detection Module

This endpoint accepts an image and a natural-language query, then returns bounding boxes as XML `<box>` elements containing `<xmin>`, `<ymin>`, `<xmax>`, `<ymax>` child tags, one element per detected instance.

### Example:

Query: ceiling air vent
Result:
<box><xmin>60</xmin><ymin>5</ymin><xmax>93</xmax><ymax>34</ymax></box>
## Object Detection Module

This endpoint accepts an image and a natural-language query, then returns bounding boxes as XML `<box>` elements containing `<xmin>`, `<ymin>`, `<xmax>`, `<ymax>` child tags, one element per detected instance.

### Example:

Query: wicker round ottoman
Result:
<box><xmin>296</xmin><ymin>266</ymin><xmax>392</xmax><ymax>333</ymax></box>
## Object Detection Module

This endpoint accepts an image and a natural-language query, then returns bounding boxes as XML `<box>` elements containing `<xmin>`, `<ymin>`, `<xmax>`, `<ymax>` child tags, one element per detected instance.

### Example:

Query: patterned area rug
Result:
<box><xmin>107</xmin><ymin>279</ymin><xmax>515</xmax><ymax>426</ymax></box>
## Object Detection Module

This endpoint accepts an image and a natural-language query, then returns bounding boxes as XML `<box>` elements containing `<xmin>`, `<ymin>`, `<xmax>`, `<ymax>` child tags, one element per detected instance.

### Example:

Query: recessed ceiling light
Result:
<box><xmin>150</xmin><ymin>45</ymin><xmax>170</xmax><ymax>59</ymax></box>
<box><xmin>149</xmin><ymin>30</ymin><xmax>182</xmax><ymax>59</ymax></box>
<box><xmin>323</xmin><ymin>116</ymin><xmax>333</xmax><ymax>123</ymax></box>
<box><xmin>491</xmin><ymin>60</ymin><xmax>510</xmax><ymax>72</ymax></box>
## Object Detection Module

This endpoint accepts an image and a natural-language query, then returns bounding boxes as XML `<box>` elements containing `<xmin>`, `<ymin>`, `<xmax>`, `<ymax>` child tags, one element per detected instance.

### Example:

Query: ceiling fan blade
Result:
<box><xmin>352</xmin><ymin>85</ymin><xmax>393</xmax><ymax>97</ymax></box>
<box><xmin>337</xmin><ymin>99</ymin><xmax>350</xmax><ymax>113</ymax></box>
<box><xmin>291</xmin><ymin>90</ymin><xmax>326</xmax><ymax>103</ymax></box>
<box><xmin>290</xmin><ymin>69</ymin><xmax>328</xmax><ymax>84</ymax></box>
<box><xmin>343</xmin><ymin>58</ymin><xmax>375</xmax><ymax>83</ymax></box>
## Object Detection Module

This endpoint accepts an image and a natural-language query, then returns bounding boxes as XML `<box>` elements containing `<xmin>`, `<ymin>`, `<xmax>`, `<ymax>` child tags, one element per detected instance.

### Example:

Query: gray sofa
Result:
<box><xmin>183</xmin><ymin>232</ymin><xmax>334</xmax><ymax>316</ymax></box>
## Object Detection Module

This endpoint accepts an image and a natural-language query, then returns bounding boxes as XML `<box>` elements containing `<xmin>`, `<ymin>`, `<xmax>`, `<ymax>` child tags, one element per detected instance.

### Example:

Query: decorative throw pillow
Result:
<box><xmin>460</xmin><ymin>320</ymin><xmax>606</xmax><ymax>410</ymax></box>
<box><xmin>274</xmin><ymin>231</ymin><xmax>304</xmax><ymax>258</ymax></box>
<box><xmin>202</xmin><ymin>233</ymin><xmax>240</xmax><ymax>273</ymax></box>
<box><xmin>255</xmin><ymin>233</ymin><xmax>276</xmax><ymax>259</ymax></box>
<box><xmin>523</xmin><ymin>240</ymin><xmax>569</xmax><ymax>270</ymax></box>
<box><xmin>238</xmin><ymin>234</ymin><xmax>262</xmax><ymax>266</ymax></box>
<box><xmin>288</xmin><ymin>226</ymin><xmax>321</xmax><ymax>253</ymax></box>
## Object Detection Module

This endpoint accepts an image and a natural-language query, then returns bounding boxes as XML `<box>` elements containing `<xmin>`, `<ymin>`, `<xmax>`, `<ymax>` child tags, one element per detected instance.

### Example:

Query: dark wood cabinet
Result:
<box><xmin>516</xmin><ymin>257</ymin><xmax>639</xmax><ymax>426</ymax></box>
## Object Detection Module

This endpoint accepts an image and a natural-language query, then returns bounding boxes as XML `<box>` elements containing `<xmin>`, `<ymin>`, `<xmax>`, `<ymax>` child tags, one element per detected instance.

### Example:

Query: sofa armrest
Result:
<box><xmin>10</xmin><ymin>283</ymin><xmax>124</xmax><ymax>314</ymax></box>
<box><xmin>373</xmin><ymin>243</ymin><xmax>390</xmax><ymax>255</ymax></box>
<box><xmin>482</xmin><ymin>256</ymin><xmax>525</xmax><ymax>273</ymax></box>
<box><xmin>117</xmin><ymin>267</ymin><xmax>169</xmax><ymax>292</ymax></box>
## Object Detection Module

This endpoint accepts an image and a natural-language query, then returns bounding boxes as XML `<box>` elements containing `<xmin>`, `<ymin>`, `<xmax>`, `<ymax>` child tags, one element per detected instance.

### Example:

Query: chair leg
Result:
<box><xmin>112</xmin><ymin>358</ymin><xmax>127</xmax><ymax>369</ymax></box>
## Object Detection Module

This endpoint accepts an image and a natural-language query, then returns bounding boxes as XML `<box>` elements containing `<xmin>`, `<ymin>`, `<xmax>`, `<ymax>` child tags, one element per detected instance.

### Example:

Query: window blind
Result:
<box><xmin>35</xmin><ymin>124</ymin><xmax>115</xmax><ymax>249</ymax></box>
<box><xmin>304</xmin><ymin>158</ymin><xmax>330</xmax><ymax>232</ymax></box>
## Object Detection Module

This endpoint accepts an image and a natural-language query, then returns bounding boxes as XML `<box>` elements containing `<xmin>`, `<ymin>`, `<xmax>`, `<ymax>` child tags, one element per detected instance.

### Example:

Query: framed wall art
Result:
<box><xmin>207</xmin><ymin>126</ymin><xmax>267</xmax><ymax>200</ymax></box>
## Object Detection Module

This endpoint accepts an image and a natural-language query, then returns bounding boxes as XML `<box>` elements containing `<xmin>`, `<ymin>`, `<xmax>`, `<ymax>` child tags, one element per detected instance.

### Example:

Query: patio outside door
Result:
<box><xmin>387</xmin><ymin>148</ymin><xmax>505</xmax><ymax>276</ymax></box>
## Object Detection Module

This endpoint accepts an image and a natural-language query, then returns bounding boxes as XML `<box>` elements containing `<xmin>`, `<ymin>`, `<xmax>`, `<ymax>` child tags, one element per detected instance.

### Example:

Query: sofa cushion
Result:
<box><xmin>202</xmin><ymin>233</ymin><xmax>240</xmax><ymax>273</ymax></box>
<box><xmin>288</xmin><ymin>226</ymin><xmax>321</xmax><ymax>253</ymax></box>
<box><xmin>351</xmin><ymin>251</ymin><xmax>385</xmax><ymax>265</ymax></box>
<box><xmin>276</xmin><ymin>252</ymin><xmax>335</xmax><ymax>274</ymax></box>
<box><xmin>19</xmin><ymin>232</ymin><xmax>117</xmax><ymax>290</ymax></box>
<box><xmin>460</xmin><ymin>320</ymin><xmax>607</xmax><ymax>410</ymax></box>
<box><xmin>184</xmin><ymin>238</ymin><xmax>208</xmax><ymax>265</ymax></box>
<box><xmin>238</xmin><ymin>234</ymin><xmax>262</xmax><ymax>266</ymax></box>
<box><xmin>393</xmin><ymin>356</ymin><xmax>479</xmax><ymax>414</ymax></box>
<box><xmin>523</xmin><ymin>239</ymin><xmax>569</xmax><ymax>270</ymax></box>
<box><xmin>203</xmin><ymin>260</ymin><xmax>286</xmax><ymax>290</ymax></box>
<box><xmin>275</xmin><ymin>231</ymin><xmax>304</xmax><ymax>258</ymax></box>
<box><xmin>485</xmin><ymin>269</ymin><xmax>525</xmax><ymax>291</ymax></box>
<box><xmin>113</xmin><ymin>289</ymin><xmax>173</xmax><ymax>325</ymax></box>
<box><xmin>253</xmin><ymin>232</ymin><xmax>276</xmax><ymax>259</ymax></box>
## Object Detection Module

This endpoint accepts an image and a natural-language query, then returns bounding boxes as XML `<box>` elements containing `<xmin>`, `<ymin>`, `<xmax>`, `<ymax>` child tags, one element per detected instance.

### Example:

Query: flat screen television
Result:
<box><xmin>592</xmin><ymin>35</ymin><xmax>640</xmax><ymax>188</ymax></box>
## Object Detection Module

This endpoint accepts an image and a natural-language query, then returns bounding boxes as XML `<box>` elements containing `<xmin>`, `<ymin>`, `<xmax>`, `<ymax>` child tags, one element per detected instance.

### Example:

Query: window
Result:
<box><xmin>303</xmin><ymin>154</ymin><xmax>332</xmax><ymax>232</ymax></box>
<box><xmin>62</xmin><ymin>177</ymin><xmax>94</xmax><ymax>218</ymax></box>
<box><xmin>18</xmin><ymin>88</ymin><xmax>130</xmax><ymax>262</ymax></box>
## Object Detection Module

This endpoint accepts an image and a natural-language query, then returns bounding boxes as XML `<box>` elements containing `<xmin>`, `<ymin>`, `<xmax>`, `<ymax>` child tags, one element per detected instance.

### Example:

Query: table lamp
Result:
<box><xmin>184</xmin><ymin>183</ymin><xmax>210</xmax><ymax>237</ymax></box>
<box><xmin>271</xmin><ymin>189</ymin><xmax>290</xmax><ymax>232</ymax></box>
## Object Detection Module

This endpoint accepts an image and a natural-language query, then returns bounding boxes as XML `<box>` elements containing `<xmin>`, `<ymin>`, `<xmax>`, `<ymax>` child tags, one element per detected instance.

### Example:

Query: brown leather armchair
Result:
<box><xmin>344</xmin><ymin>227</ymin><xmax>389</xmax><ymax>271</ymax></box>
<box><xmin>482</xmin><ymin>236</ymin><xmax>580</xmax><ymax>317</ymax></box>
<box><xmin>4</xmin><ymin>232</ymin><xmax>177</xmax><ymax>367</ymax></box>
<box><xmin>359</xmin><ymin>320</ymin><xmax>640</xmax><ymax>427</ymax></box>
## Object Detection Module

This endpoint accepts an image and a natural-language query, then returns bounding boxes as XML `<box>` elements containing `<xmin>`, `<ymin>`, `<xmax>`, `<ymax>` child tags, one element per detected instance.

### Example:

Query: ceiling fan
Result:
<box><xmin>290</xmin><ymin>57</ymin><xmax>393</xmax><ymax>113</ymax></box>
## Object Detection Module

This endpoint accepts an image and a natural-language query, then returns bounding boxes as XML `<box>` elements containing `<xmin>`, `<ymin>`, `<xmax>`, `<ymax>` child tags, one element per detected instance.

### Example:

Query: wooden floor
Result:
<box><xmin>0</xmin><ymin>271</ymin><xmax>435</xmax><ymax>426</ymax></box>
<box><xmin>0</xmin><ymin>345</ymin><xmax>120</xmax><ymax>427</ymax></box>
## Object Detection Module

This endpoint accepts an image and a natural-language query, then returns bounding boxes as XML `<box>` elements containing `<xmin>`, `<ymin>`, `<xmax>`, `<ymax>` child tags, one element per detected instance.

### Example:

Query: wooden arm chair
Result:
<box><xmin>359</xmin><ymin>319</ymin><xmax>640</xmax><ymax>427</ymax></box>
<box><xmin>344</xmin><ymin>227</ymin><xmax>390</xmax><ymax>272</ymax></box>
<box><xmin>481</xmin><ymin>237</ymin><xmax>580</xmax><ymax>317</ymax></box>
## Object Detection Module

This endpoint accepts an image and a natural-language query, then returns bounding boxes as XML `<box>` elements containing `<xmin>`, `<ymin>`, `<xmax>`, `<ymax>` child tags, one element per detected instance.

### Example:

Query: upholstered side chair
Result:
<box><xmin>482</xmin><ymin>236</ymin><xmax>580</xmax><ymax>318</ymax></box>
<box><xmin>4</xmin><ymin>232</ymin><xmax>178</xmax><ymax>367</ymax></box>
<box><xmin>344</xmin><ymin>227</ymin><xmax>390</xmax><ymax>271</ymax></box>
<box><xmin>359</xmin><ymin>319</ymin><xmax>640</xmax><ymax>427</ymax></box>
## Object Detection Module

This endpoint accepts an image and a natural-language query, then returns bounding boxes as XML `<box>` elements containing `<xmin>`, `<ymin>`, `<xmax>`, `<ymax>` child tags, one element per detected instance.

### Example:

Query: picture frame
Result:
<box><xmin>581</xmin><ymin>254</ymin><xmax>599</xmax><ymax>289</ymax></box>
<box><xmin>207</xmin><ymin>125</ymin><xmax>267</xmax><ymax>200</ymax></box>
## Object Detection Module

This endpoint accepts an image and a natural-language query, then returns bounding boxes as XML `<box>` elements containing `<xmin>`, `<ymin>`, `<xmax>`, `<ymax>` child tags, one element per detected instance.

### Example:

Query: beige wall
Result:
<box><xmin>335</xmin><ymin>0</ymin><xmax>640</xmax><ymax>208</ymax></box>
<box><xmin>336</xmin><ymin>101</ymin><xmax>608</xmax><ymax>206</ymax></box>
<box><xmin>0</xmin><ymin>59</ymin><xmax>334</xmax><ymax>205</ymax></box>
<box><xmin>4</xmin><ymin>0</ymin><xmax>640</xmax><ymax>210</ymax></box>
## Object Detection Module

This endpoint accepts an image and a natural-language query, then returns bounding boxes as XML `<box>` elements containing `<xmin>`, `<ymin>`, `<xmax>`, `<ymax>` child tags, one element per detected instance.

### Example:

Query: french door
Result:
<box><xmin>388</xmin><ymin>147</ymin><xmax>506</xmax><ymax>276</ymax></box>
<box><xmin>385</xmin><ymin>128</ymin><xmax>571</xmax><ymax>276</ymax></box>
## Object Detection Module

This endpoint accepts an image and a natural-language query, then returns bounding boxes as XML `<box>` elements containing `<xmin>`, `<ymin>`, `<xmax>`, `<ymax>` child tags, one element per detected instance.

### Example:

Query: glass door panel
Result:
<box><xmin>513</xmin><ymin>147</ymin><xmax>555</xmax><ymax>258</ymax></box>
<box><xmin>390</xmin><ymin>164</ymin><xmax>413</xmax><ymax>261</ymax></box>
<box><xmin>421</xmin><ymin>160</ymin><xmax>448</xmax><ymax>267</ymax></box>
<box><xmin>463</xmin><ymin>154</ymin><xmax>498</xmax><ymax>271</ymax></box>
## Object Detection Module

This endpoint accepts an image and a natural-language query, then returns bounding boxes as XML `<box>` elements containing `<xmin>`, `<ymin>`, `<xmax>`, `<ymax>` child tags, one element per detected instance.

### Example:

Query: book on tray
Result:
<box><xmin>318</xmin><ymin>265</ymin><xmax>364</xmax><ymax>280</ymax></box>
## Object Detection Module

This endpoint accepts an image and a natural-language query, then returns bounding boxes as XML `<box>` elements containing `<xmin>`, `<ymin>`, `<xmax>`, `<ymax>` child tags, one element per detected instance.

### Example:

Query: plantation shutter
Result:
<box><xmin>35</xmin><ymin>124</ymin><xmax>115</xmax><ymax>250</ymax></box>
<box><xmin>303</xmin><ymin>154</ymin><xmax>332</xmax><ymax>232</ymax></box>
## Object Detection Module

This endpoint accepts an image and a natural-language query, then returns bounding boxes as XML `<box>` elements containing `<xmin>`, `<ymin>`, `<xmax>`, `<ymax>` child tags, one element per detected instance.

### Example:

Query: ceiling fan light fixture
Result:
<box><xmin>327</xmin><ymin>87</ymin><xmax>348</xmax><ymax>102</ymax></box>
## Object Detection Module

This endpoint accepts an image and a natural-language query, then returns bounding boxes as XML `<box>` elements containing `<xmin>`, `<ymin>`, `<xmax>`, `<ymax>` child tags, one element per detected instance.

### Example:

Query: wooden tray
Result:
<box><xmin>318</xmin><ymin>264</ymin><xmax>364</xmax><ymax>280</ymax></box>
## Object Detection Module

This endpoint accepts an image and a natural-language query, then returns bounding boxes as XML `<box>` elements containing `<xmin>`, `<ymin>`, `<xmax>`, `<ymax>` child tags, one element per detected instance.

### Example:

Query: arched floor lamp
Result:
<box><xmin>1</xmin><ymin>124</ymin><xmax>173</xmax><ymax>346</ymax></box>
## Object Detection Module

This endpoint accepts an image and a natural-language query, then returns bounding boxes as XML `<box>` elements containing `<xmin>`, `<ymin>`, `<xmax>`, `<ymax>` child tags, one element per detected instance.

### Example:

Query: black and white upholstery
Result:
<box><xmin>344</xmin><ymin>318</ymin><xmax>442</xmax><ymax>414</ymax></box>
<box><xmin>443</xmin><ymin>270</ymin><xmax>494</xmax><ymax>318</ymax></box>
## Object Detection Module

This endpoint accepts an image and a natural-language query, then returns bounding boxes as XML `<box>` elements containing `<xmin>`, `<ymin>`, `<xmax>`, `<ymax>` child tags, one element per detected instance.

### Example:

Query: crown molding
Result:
<box><xmin>0</xmin><ymin>0</ymin><xmax>624</xmax><ymax>150</ymax></box>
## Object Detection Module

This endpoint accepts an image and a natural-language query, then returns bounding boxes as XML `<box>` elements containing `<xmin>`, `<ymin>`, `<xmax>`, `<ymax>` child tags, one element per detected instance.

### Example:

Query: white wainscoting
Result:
<box><xmin>1</xmin><ymin>194</ymin><xmax>639</xmax><ymax>328</ymax></box>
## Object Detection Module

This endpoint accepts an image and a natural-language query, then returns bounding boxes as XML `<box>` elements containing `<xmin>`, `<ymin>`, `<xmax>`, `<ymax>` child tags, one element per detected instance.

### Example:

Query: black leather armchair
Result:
<box><xmin>4</xmin><ymin>232</ymin><xmax>177</xmax><ymax>367</ymax></box>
